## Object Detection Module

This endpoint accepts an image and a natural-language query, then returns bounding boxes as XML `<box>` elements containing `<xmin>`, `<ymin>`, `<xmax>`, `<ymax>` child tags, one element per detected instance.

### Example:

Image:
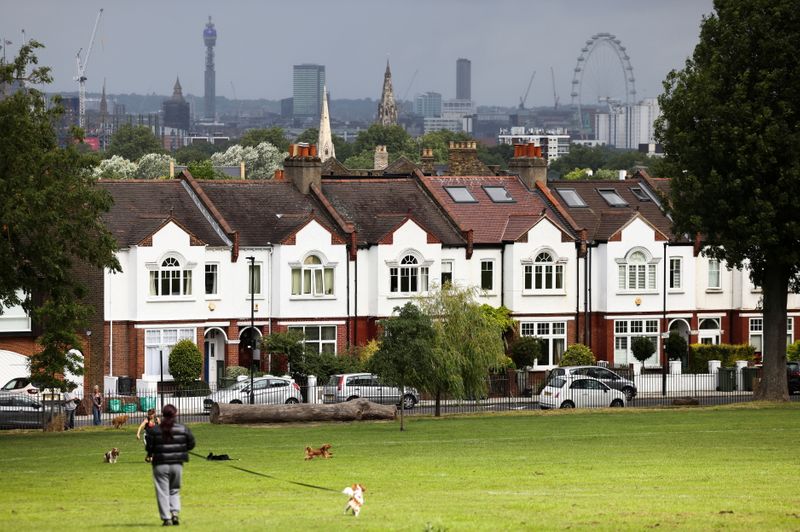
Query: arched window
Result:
<box><xmin>149</xmin><ymin>257</ymin><xmax>192</xmax><ymax>296</ymax></box>
<box><xmin>524</xmin><ymin>251</ymin><xmax>564</xmax><ymax>291</ymax></box>
<box><xmin>618</xmin><ymin>249</ymin><xmax>656</xmax><ymax>291</ymax></box>
<box><xmin>291</xmin><ymin>254</ymin><xmax>334</xmax><ymax>296</ymax></box>
<box><xmin>390</xmin><ymin>254</ymin><xmax>429</xmax><ymax>293</ymax></box>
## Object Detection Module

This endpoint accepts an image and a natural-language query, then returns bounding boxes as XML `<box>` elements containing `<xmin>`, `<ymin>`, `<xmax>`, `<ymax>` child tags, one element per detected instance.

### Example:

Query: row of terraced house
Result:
<box><xmin>2</xmin><ymin>141</ymin><xmax>798</xmax><ymax>394</ymax></box>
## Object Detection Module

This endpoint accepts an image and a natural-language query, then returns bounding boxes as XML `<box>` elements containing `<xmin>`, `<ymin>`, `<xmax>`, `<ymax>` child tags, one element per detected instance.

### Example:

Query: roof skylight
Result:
<box><xmin>557</xmin><ymin>188</ymin><xmax>587</xmax><ymax>207</ymax></box>
<box><xmin>629</xmin><ymin>187</ymin><xmax>651</xmax><ymax>201</ymax></box>
<box><xmin>598</xmin><ymin>188</ymin><xmax>628</xmax><ymax>207</ymax></box>
<box><xmin>483</xmin><ymin>186</ymin><xmax>514</xmax><ymax>203</ymax></box>
<box><xmin>444</xmin><ymin>186</ymin><xmax>477</xmax><ymax>203</ymax></box>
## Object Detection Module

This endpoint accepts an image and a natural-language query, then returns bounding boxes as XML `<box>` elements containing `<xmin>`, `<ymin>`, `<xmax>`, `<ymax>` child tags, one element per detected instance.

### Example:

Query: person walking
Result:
<box><xmin>62</xmin><ymin>384</ymin><xmax>80</xmax><ymax>430</ymax></box>
<box><xmin>146</xmin><ymin>404</ymin><xmax>196</xmax><ymax>526</ymax></box>
<box><xmin>91</xmin><ymin>385</ymin><xmax>103</xmax><ymax>426</ymax></box>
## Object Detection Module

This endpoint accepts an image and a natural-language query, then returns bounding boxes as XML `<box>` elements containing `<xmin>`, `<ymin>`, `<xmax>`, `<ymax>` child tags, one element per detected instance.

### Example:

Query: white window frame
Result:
<box><xmin>290</xmin><ymin>254</ymin><xmax>336</xmax><ymax>298</ymax></box>
<box><xmin>441</xmin><ymin>260</ymin><xmax>453</xmax><ymax>287</ymax></box>
<box><xmin>248</xmin><ymin>262</ymin><xmax>262</xmax><ymax>297</ymax></box>
<box><xmin>617</xmin><ymin>249</ymin><xmax>658</xmax><ymax>292</ymax></box>
<box><xmin>708</xmin><ymin>258</ymin><xmax>721</xmax><ymax>290</ymax></box>
<box><xmin>520</xmin><ymin>321</ymin><xmax>566</xmax><ymax>366</ymax></box>
<box><xmin>669</xmin><ymin>257</ymin><xmax>682</xmax><ymax>290</ymax></box>
<box><xmin>148</xmin><ymin>255</ymin><xmax>194</xmax><ymax>298</ymax></box>
<box><xmin>388</xmin><ymin>253</ymin><xmax>431</xmax><ymax>295</ymax></box>
<box><xmin>144</xmin><ymin>328</ymin><xmax>195</xmax><ymax>379</ymax></box>
<box><xmin>749</xmin><ymin>317</ymin><xmax>793</xmax><ymax>353</ymax></box>
<box><xmin>287</xmin><ymin>324</ymin><xmax>337</xmax><ymax>355</ymax></box>
<box><xmin>480</xmin><ymin>260</ymin><xmax>494</xmax><ymax>292</ymax></box>
<box><xmin>613</xmin><ymin>319</ymin><xmax>660</xmax><ymax>366</ymax></box>
<box><xmin>523</xmin><ymin>251</ymin><xmax>566</xmax><ymax>294</ymax></box>
<box><xmin>205</xmin><ymin>263</ymin><xmax>218</xmax><ymax>296</ymax></box>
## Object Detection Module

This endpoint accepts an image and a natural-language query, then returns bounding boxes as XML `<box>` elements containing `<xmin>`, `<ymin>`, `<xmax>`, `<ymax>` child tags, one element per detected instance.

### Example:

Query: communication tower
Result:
<box><xmin>203</xmin><ymin>16</ymin><xmax>217</xmax><ymax>121</ymax></box>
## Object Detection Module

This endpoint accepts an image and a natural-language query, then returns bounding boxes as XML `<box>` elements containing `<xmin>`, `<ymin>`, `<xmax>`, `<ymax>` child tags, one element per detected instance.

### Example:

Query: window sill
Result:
<box><xmin>615</xmin><ymin>290</ymin><xmax>659</xmax><ymax>296</ymax></box>
<box><xmin>667</xmin><ymin>289</ymin><xmax>685</xmax><ymax>295</ymax></box>
<box><xmin>205</xmin><ymin>296</ymin><xmax>222</xmax><ymax>301</ymax></box>
<box><xmin>522</xmin><ymin>290</ymin><xmax>567</xmax><ymax>297</ymax></box>
<box><xmin>243</xmin><ymin>295</ymin><xmax>265</xmax><ymax>301</ymax></box>
<box><xmin>705</xmin><ymin>288</ymin><xmax>723</xmax><ymax>294</ymax></box>
<box><xmin>146</xmin><ymin>296</ymin><xmax>195</xmax><ymax>303</ymax></box>
<box><xmin>289</xmin><ymin>295</ymin><xmax>336</xmax><ymax>301</ymax></box>
<box><xmin>387</xmin><ymin>292</ymin><xmax>427</xmax><ymax>299</ymax></box>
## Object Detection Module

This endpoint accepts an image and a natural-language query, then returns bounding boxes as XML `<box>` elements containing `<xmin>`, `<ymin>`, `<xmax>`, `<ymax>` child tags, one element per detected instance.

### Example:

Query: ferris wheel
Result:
<box><xmin>570</xmin><ymin>32</ymin><xmax>637</xmax><ymax>137</ymax></box>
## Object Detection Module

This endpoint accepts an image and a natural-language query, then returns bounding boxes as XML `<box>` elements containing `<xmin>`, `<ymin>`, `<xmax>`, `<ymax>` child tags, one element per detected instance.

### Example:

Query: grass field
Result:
<box><xmin>1</xmin><ymin>403</ymin><xmax>799</xmax><ymax>531</ymax></box>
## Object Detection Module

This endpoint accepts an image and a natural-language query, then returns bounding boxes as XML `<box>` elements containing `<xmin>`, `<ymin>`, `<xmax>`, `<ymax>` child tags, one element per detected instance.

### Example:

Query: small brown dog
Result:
<box><xmin>104</xmin><ymin>448</ymin><xmax>120</xmax><ymax>463</ymax></box>
<box><xmin>304</xmin><ymin>444</ymin><xmax>332</xmax><ymax>460</ymax></box>
<box><xmin>111</xmin><ymin>414</ymin><xmax>129</xmax><ymax>429</ymax></box>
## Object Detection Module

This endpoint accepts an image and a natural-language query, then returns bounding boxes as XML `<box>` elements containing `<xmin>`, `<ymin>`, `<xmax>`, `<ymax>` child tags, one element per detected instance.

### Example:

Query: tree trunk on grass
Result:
<box><xmin>210</xmin><ymin>399</ymin><xmax>396</xmax><ymax>424</ymax></box>
<box><xmin>755</xmin><ymin>264</ymin><xmax>790</xmax><ymax>401</ymax></box>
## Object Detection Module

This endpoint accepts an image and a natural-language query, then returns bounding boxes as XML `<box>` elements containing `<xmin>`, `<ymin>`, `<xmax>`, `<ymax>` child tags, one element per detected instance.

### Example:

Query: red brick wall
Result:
<box><xmin>0</xmin><ymin>337</ymin><xmax>38</xmax><ymax>356</ymax></box>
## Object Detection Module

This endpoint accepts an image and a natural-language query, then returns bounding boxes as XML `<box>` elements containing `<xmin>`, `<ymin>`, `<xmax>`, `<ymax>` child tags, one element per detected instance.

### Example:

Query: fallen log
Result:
<box><xmin>210</xmin><ymin>399</ymin><xmax>397</xmax><ymax>424</ymax></box>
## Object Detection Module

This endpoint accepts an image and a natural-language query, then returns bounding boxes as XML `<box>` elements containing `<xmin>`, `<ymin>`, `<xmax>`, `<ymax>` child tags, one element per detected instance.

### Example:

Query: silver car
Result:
<box><xmin>322</xmin><ymin>373</ymin><xmax>419</xmax><ymax>409</ymax></box>
<box><xmin>203</xmin><ymin>375</ymin><xmax>302</xmax><ymax>411</ymax></box>
<box><xmin>0</xmin><ymin>394</ymin><xmax>44</xmax><ymax>429</ymax></box>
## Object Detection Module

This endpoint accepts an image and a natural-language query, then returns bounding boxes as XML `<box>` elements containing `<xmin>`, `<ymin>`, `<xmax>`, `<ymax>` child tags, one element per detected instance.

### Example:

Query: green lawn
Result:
<box><xmin>1</xmin><ymin>403</ymin><xmax>799</xmax><ymax>530</ymax></box>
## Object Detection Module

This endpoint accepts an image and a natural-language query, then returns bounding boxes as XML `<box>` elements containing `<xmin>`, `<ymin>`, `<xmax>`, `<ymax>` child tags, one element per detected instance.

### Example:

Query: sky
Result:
<box><xmin>1</xmin><ymin>0</ymin><xmax>714</xmax><ymax>107</ymax></box>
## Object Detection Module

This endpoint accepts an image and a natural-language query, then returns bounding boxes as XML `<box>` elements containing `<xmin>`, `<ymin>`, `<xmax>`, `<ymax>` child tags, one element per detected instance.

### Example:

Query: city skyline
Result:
<box><xmin>1</xmin><ymin>1</ymin><xmax>713</xmax><ymax>107</ymax></box>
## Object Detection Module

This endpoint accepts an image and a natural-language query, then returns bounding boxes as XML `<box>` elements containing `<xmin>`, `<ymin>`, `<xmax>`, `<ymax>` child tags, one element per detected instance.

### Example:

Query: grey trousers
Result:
<box><xmin>152</xmin><ymin>463</ymin><xmax>183</xmax><ymax>520</ymax></box>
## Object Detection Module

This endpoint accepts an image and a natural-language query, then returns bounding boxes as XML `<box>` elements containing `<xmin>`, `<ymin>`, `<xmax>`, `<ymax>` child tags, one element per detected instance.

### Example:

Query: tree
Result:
<box><xmin>135</xmin><ymin>153</ymin><xmax>175</xmax><ymax>179</ymax></box>
<box><xmin>169</xmin><ymin>339</ymin><xmax>202</xmax><ymax>388</ymax></box>
<box><xmin>174</xmin><ymin>143</ymin><xmax>224</xmax><ymax>164</ymax></box>
<box><xmin>368</xmin><ymin>302</ymin><xmax>436</xmax><ymax>430</ymax></box>
<box><xmin>107</xmin><ymin>124</ymin><xmax>162</xmax><ymax>161</ymax></box>
<box><xmin>559</xmin><ymin>344</ymin><xmax>596</xmax><ymax>366</ymax></box>
<box><xmin>509</xmin><ymin>337</ymin><xmax>542</xmax><ymax>369</ymax></box>
<box><xmin>295</xmin><ymin>128</ymin><xmax>319</xmax><ymax>145</ymax></box>
<box><xmin>665</xmin><ymin>331</ymin><xmax>688</xmax><ymax>361</ymax></box>
<box><xmin>92</xmin><ymin>155</ymin><xmax>137</xmax><ymax>179</ymax></box>
<box><xmin>210</xmin><ymin>142</ymin><xmax>286</xmax><ymax>179</ymax></box>
<box><xmin>631</xmin><ymin>337</ymin><xmax>655</xmax><ymax>366</ymax></box>
<box><xmin>240</xmin><ymin>127</ymin><xmax>289</xmax><ymax>151</ymax></box>
<box><xmin>656</xmin><ymin>0</ymin><xmax>800</xmax><ymax>400</ymax></box>
<box><xmin>416</xmin><ymin>286</ymin><xmax>507</xmax><ymax>416</ymax></box>
<box><xmin>353</xmin><ymin>124</ymin><xmax>417</xmax><ymax>159</ymax></box>
<box><xmin>263</xmin><ymin>330</ymin><xmax>306</xmax><ymax>380</ymax></box>
<box><xmin>186</xmin><ymin>159</ymin><xmax>220</xmax><ymax>180</ymax></box>
<box><xmin>0</xmin><ymin>42</ymin><xmax>120</xmax><ymax>391</ymax></box>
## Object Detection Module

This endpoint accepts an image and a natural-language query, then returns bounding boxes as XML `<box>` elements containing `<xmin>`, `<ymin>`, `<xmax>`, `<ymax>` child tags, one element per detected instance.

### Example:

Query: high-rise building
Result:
<box><xmin>376</xmin><ymin>60</ymin><xmax>398</xmax><ymax>126</ymax></box>
<box><xmin>163</xmin><ymin>77</ymin><xmax>190</xmax><ymax>131</ymax></box>
<box><xmin>203</xmin><ymin>16</ymin><xmax>217</xmax><ymax>121</ymax></box>
<box><xmin>414</xmin><ymin>92</ymin><xmax>442</xmax><ymax>118</ymax></box>
<box><xmin>293</xmin><ymin>64</ymin><xmax>325</xmax><ymax>118</ymax></box>
<box><xmin>456</xmin><ymin>58</ymin><xmax>471</xmax><ymax>101</ymax></box>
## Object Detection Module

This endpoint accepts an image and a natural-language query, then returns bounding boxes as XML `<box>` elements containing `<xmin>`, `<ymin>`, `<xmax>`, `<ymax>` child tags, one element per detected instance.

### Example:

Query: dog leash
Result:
<box><xmin>189</xmin><ymin>451</ymin><xmax>339</xmax><ymax>493</ymax></box>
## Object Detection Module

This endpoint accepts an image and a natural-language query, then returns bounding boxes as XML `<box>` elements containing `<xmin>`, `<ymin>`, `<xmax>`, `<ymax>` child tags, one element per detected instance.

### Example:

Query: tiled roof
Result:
<box><xmin>320</xmin><ymin>178</ymin><xmax>465</xmax><ymax>246</ymax></box>
<box><xmin>195</xmin><ymin>180</ymin><xmax>346</xmax><ymax>247</ymax></box>
<box><xmin>419</xmin><ymin>175</ymin><xmax>569</xmax><ymax>244</ymax></box>
<box><xmin>99</xmin><ymin>180</ymin><xmax>228</xmax><ymax>247</ymax></box>
<box><xmin>548</xmin><ymin>179</ymin><xmax>676</xmax><ymax>242</ymax></box>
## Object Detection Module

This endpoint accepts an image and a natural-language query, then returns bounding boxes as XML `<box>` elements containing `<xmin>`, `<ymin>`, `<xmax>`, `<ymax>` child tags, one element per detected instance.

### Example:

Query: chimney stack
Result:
<box><xmin>508</xmin><ymin>142</ymin><xmax>547</xmax><ymax>189</ymax></box>
<box><xmin>284</xmin><ymin>143</ymin><xmax>322</xmax><ymax>194</ymax></box>
<box><xmin>420</xmin><ymin>147</ymin><xmax>435</xmax><ymax>175</ymax></box>
<box><xmin>374</xmin><ymin>145</ymin><xmax>388</xmax><ymax>171</ymax></box>
<box><xmin>447</xmin><ymin>140</ymin><xmax>492</xmax><ymax>176</ymax></box>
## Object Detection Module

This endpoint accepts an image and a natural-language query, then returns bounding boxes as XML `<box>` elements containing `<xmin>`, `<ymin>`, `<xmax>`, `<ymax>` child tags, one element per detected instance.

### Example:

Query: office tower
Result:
<box><xmin>293</xmin><ymin>64</ymin><xmax>325</xmax><ymax>118</ymax></box>
<box><xmin>203</xmin><ymin>16</ymin><xmax>217</xmax><ymax>121</ymax></box>
<box><xmin>456</xmin><ymin>58</ymin><xmax>471</xmax><ymax>100</ymax></box>
<box><xmin>414</xmin><ymin>92</ymin><xmax>442</xmax><ymax>118</ymax></box>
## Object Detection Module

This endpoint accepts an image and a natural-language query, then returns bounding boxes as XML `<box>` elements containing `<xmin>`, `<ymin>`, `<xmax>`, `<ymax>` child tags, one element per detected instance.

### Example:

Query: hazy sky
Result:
<box><xmin>1</xmin><ymin>0</ymin><xmax>713</xmax><ymax>107</ymax></box>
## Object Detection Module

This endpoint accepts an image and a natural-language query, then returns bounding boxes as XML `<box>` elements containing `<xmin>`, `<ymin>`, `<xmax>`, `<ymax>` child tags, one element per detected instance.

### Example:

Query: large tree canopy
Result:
<box><xmin>656</xmin><ymin>0</ymin><xmax>800</xmax><ymax>400</ymax></box>
<box><xmin>0</xmin><ymin>42</ymin><xmax>120</xmax><ymax>389</ymax></box>
<box><xmin>106</xmin><ymin>123</ymin><xmax>163</xmax><ymax>161</ymax></box>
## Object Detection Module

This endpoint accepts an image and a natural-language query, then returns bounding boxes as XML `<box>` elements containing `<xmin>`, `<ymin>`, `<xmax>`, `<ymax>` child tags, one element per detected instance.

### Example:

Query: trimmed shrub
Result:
<box><xmin>788</xmin><ymin>340</ymin><xmax>800</xmax><ymax>362</ymax></box>
<box><xmin>631</xmin><ymin>337</ymin><xmax>656</xmax><ymax>365</ymax></box>
<box><xmin>168</xmin><ymin>339</ymin><xmax>203</xmax><ymax>388</ymax></box>
<box><xmin>688</xmin><ymin>343</ymin><xmax>755</xmax><ymax>373</ymax></box>
<box><xmin>510</xmin><ymin>336</ymin><xmax>543</xmax><ymax>368</ymax></box>
<box><xmin>224</xmin><ymin>365</ymin><xmax>249</xmax><ymax>380</ymax></box>
<box><xmin>665</xmin><ymin>331</ymin><xmax>688</xmax><ymax>361</ymax></box>
<box><xmin>559</xmin><ymin>344</ymin><xmax>595</xmax><ymax>366</ymax></box>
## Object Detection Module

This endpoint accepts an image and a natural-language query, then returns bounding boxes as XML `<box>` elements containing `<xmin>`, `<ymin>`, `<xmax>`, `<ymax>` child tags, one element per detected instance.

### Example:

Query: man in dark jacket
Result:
<box><xmin>145</xmin><ymin>404</ymin><xmax>195</xmax><ymax>526</ymax></box>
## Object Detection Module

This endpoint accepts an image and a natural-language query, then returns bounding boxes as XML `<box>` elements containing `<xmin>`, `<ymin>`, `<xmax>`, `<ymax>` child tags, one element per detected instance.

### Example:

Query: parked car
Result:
<box><xmin>548</xmin><ymin>366</ymin><xmax>637</xmax><ymax>400</ymax></box>
<box><xmin>0</xmin><ymin>377</ymin><xmax>43</xmax><ymax>396</ymax></box>
<box><xmin>322</xmin><ymin>373</ymin><xmax>419</xmax><ymax>409</ymax></box>
<box><xmin>788</xmin><ymin>362</ymin><xmax>800</xmax><ymax>394</ymax></box>
<box><xmin>0</xmin><ymin>394</ymin><xmax>44</xmax><ymax>429</ymax></box>
<box><xmin>203</xmin><ymin>375</ymin><xmax>301</xmax><ymax>412</ymax></box>
<box><xmin>539</xmin><ymin>376</ymin><xmax>626</xmax><ymax>409</ymax></box>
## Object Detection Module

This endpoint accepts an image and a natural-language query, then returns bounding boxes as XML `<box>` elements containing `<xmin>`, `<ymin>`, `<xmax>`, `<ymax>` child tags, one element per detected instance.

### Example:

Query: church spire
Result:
<box><xmin>376</xmin><ymin>59</ymin><xmax>398</xmax><ymax>126</ymax></box>
<box><xmin>172</xmin><ymin>77</ymin><xmax>185</xmax><ymax>102</ymax></box>
<box><xmin>318</xmin><ymin>86</ymin><xmax>335</xmax><ymax>162</ymax></box>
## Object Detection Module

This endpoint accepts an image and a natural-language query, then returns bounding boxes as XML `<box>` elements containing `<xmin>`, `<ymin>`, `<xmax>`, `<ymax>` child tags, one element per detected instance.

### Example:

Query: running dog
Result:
<box><xmin>104</xmin><ymin>448</ymin><xmax>120</xmax><ymax>463</ymax></box>
<box><xmin>342</xmin><ymin>483</ymin><xmax>365</xmax><ymax>517</ymax></box>
<box><xmin>111</xmin><ymin>414</ymin><xmax>129</xmax><ymax>429</ymax></box>
<box><xmin>304</xmin><ymin>444</ymin><xmax>332</xmax><ymax>460</ymax></box>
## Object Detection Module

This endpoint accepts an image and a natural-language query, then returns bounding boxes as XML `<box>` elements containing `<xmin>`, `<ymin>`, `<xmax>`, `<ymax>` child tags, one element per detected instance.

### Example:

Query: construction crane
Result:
<box><xmin>74</xmin><ymin>8</ymin><xmax>103</xmax><ymax>130</ymax></box>
<box><xmin>550</xmin><ymin>66</ymin><xmax>560</xmax><ymax>109</ymax></box>
<box><xmin>401</xmin><ymin>68</ymin><xmax>419</xmax><ymax>102</ymax></box>
<box><xmin>518</xmin><ymin>70</ymin><xmax>536</xmax><ymax>109</ymax></box>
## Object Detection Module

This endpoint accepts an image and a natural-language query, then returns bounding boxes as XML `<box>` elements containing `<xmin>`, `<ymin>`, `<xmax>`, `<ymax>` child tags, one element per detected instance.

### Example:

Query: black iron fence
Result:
<box><xmin>2</xmin><ymin>366</ymin><xmax>794</xmax><ymax>430</ymax></box>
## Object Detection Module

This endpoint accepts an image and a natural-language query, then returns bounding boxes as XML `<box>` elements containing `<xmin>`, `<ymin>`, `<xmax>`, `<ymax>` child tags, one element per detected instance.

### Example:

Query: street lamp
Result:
<box><xmin>159</xmin><ymin>349</ymin><xmax>164</xmax><ymax>411</ymax></box>
<box><xmin>247</xmin><ymin>256</ymin><xmax>256</xmax><ymax>405</ymax></box>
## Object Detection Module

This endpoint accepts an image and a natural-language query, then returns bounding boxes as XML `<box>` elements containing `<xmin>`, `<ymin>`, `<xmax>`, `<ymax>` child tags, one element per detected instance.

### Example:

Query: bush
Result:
<box><xmin>688</xmin><ymin>344</ymin><xmax>755</xmax><ymax>373</ymax></box>
<box><xmin>305</xmin><ymin>351</ymin><xmax>364</xmax><ymax>382</ymax></box>
<box><xmin>510</xmin><ymin>337</ymin><xmax>543</xmax><ymax>368</ymax></box>
<box><xmin>168</xmin><ymin>340</ymin><xmax>203</xmax><ymax>388</ymax></box>
<box><xmin>559</xmin><ymin>344</ymin><xmax>595</xmax><ymax>366</ymax></box>
<box><xmin>788</xmin><ymin>340</ymin><xmax>800</xmax><ymax>362</ymax></box>
<box><xmin>665</xmin><ymin>331</ymin><xmax>688</xmax><ymax>361</ymax></box>
<box><xmin>631</xmin><ymin>337</ymin><xmax>656</xmax><ymax>365</ymax></box>
<box><xmin>173</xmin><ymin>380</ymin><xmax>211</xmax><ymax>397</ymax></box>
<box><xmin>224</xmin><ymin>366</ymin><xmax>249</xmax><ymax>380</ymax></box>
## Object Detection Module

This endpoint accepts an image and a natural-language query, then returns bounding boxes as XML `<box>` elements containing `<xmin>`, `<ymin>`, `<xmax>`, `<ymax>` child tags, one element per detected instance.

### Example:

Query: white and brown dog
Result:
<box><xmin>104</xmin><ymin>447</ymin><xmax>120</xmax><ymax>463</ymax></box>
<box><xmin>342</xmin><ymin>483</ymin><xmax>365</xmax><ymax>517</ymax></box>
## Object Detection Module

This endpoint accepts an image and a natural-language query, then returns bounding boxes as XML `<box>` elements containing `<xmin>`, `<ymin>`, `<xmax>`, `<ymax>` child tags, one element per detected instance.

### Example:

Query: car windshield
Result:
<box><xmin>1</xmin><ymin>378</ymin><xmax>28</xmax><ymax>391</ymax></box>
<box><xmin>546</xmin><ymin>377</ymin><xmax>566</xmax><ymax>388</ymax></box>
<box><xmin>325</xmin><ymin>375</ymin><xmax>340</xmax><ymax>386</ymax></box>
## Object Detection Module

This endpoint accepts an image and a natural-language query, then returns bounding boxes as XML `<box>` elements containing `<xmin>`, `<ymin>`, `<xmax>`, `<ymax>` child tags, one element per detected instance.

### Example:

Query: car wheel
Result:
<box><xmin>560</xmin><ymin>401</ymin><xmax>575</xmax><ymax>409</ymax></box>
<box><xmin>285</xmin><ymin>398</ymin><xmax>299</xmax><ymax>404</ymax></box>
<box><xmin>610</xmin><ymin>399</ymin><xmax>624</xmax><ymax>408</ymax></box>
<box><xmin>622</xmin><ymin>387</ymin><xmax>635</xmax><ymax>401</ymax></box>
<box><xmin>401</xmin><ymin>394</ymin><xmax>416</xmax><ymax>410</ymax></box>
<box><xmin>230</xmin><ymin>399</ymin><xmax>242</xmax><ymax>404</ymax></box>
